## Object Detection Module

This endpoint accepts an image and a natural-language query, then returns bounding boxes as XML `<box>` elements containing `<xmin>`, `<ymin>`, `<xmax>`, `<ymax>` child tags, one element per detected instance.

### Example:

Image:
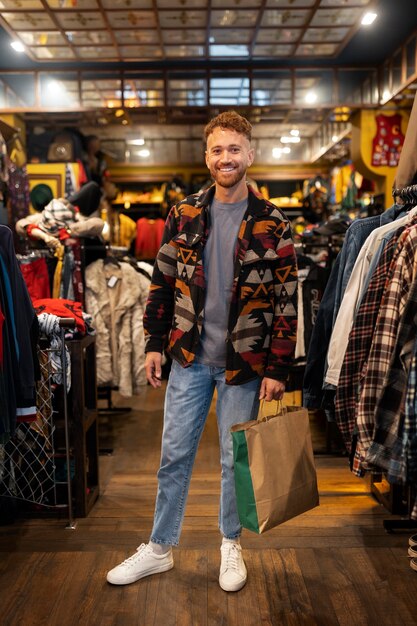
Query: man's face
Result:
<box><xmin>205</xmin><ymin>127</ymin><xmax>254</xmax><ymax>190</ymax></box>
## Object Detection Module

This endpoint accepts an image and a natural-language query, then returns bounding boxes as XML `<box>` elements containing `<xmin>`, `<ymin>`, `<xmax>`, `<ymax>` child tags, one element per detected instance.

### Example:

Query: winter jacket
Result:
<box><xmin>85</xmin><ymin>259</ymin><xmax>149</xmax><ymax>397</ymax></box>
<box><xmin>144</xmin><ymin>184</ymin><xmax>297</xmax><ymax>385</ymax></box>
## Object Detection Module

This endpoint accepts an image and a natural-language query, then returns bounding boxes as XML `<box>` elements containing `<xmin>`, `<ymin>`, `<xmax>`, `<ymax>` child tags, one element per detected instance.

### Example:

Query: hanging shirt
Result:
<box><xmin>197</xmin><ymin>197</ymin><xmax>248</xmax><ymax>367</ymax></box>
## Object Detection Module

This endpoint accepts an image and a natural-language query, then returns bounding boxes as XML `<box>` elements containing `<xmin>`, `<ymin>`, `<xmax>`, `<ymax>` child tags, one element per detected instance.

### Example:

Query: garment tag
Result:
<box><xmin>107</xmin><ymin>275</ymin><xmax>119</xmax><ymax>288</ymax></box>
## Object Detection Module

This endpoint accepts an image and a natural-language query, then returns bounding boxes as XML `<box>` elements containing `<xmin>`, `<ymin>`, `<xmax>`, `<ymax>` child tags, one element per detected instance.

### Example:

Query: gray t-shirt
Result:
<box><xmin>197</xmin><ymin>196</ymin><xmax>248</xmax><ymax>366</ymax></box>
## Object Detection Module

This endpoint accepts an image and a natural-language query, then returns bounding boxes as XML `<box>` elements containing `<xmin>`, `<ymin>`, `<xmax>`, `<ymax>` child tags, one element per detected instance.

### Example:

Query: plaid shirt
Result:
<box><xmin>356</xmin><ymin>223</ymin><xmax>417</xmax><ymax>473</ymax></box>
<box><xmin>334</xmin><ymin>230</ymin><xmax>401</xmax><ymax>453</ymax></box>
<box><xmin>364</xmin><ymin>277</ymin><xmax>417</xmax><ymax>481</ymax></box>
<box><xmin>405</xmin><ymin>347</ymin><xmax>417</xmax><ymax>485</ymax></box>
<box><xmin>405</xmin><ymin>349</ymin><xmax>417</xmax><ymax>520</ymax></box>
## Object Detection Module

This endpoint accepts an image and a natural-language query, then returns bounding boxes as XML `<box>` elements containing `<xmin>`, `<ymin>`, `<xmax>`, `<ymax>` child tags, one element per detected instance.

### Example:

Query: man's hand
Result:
<box><xmin>259</xmin><ymin>377</ymin><xmax>285</xmax><ymax>402</ymax></box>
<box><xmin>145</xmin><ymin>352</ymin><xmax>163</xmax><ymax>388</ymax></box>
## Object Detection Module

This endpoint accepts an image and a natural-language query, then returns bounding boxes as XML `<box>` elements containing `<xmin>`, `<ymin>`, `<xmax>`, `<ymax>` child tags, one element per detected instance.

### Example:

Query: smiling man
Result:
<box><xmin>107</xmin><ymin>111</ymin><xmax>298</xmax><ymax>592</ymax></box>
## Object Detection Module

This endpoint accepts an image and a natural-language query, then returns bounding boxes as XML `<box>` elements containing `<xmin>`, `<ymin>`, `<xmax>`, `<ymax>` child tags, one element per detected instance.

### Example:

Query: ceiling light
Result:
<box><xmin>305</xmin><ymin>91</ymin><xmax>317</xmax><ymax>105</ymax></box>
<box><xmin>280</xmin><ymin>136</ymin><xmax>301</xmax><ymax>144</ymax></box>
<box><xmin>282</xmin><ymin>147</ymin><xmax>291</xmax><ymax>154</ymax></box>
<box><xmin>137</xmin><ymin>148</ymin><xmax>150</xmax><ymax>158</ymax></box>
<box><xmin>10</xmin><ymin>40</ymin><xmax>25</xmax><ymax>53</ymax></box>
<box><xmin>272</xmin><ymin>148</ymin><xmax>282</xmax><ymax>158</ymax></box>
<box><xmin>115</xmin><ymin>109</ymin><xmax>125</xmax><ymax>118</ymax></box>
<box><xmin>361</xmin><ymin>12</ymin><xmax>377</xmax><ymax>26</ymax></box>
<box><xmin>332</xmin><ymin>135</ymin><xmax>339</xmax><ymax>142</ymax></box>
<box><xmin>290</xmin><ymin>129</ymin><xmax>299</xmax><ymax>137</ymax></box>
<box><xmin>382</xmin><ymin>89</ymin><xmax>391</xmax><ymax>103</ymax></box>
<box><xmin>48</xmin><ymin>79</ymin><xmax>64</xmax><ymax>94</ymax></box>
<box><xmin>122</xmin><ymin>119</ymin><xmax>128</xmax><ymax>125</ymax></box>
<box><xmin>127</xmin><ymin>138</ymin><xmax>145</xmax><ymax>146</ymax></box>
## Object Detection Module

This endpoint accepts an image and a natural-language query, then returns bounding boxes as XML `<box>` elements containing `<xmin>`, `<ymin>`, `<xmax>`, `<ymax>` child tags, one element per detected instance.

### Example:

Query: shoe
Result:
<box><xmin>409</xmin><ymin>534</ymin><xmax>417</xmax><ymax>547</ymax></box>
<box><xmin>410</xmin><ymin>557</ymin><xmax>417</xmax><ymax>572</ymax></box>
<box><xmin>107</xmin><ymin>543</ymin><xmax>174</xmax><ymax>585</ymax></box>
<box><xmin>408</xmin><ymin>544</ymin><xmax>417</xmax><ymax>558</ymax></box>
<box><xmin>219</xmin><ymin>541</ymin><xmax>247</xmax><ymax>592</ymax></box>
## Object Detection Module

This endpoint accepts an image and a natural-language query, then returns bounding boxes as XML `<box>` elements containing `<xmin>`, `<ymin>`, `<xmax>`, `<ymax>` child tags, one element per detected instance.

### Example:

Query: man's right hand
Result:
<box><xmin>145</xmin><ymin>352</ymin><xmax>163</xmax><ymax>388</ymax></box>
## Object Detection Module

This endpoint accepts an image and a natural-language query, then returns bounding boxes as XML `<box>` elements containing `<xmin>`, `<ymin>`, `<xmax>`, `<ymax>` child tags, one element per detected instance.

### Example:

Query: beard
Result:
<box><xmin>210</xmin><ymin>165</ymin><xmax>246</xmax><ymax>188</ymax></box>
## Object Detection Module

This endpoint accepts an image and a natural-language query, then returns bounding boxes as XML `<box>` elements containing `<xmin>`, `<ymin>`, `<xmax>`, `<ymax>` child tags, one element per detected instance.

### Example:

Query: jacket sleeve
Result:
<box><xmin>265</xmin><ymin>220</ymin><xmax>298</xmax><ymax>381</ymax></box>
<box><xmin>143</xmin><ymin>206</ymin><xmax>179</xmax><ymax>353</ymax></box>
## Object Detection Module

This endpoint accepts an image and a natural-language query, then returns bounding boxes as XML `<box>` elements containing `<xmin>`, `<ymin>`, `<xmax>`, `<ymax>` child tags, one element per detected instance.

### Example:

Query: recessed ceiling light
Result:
<box><xmin>272</xmin><ymin>148</ymin><xmax>282</xmax><ymax>158</ymax></box>
<box><xmin>332</xmin><ymin>135</ymin><xmax>339</xmax><ymax>142</ymax></box>
<box><xmin>361</xmin><ymin>12</ymin><xmax>377</xmax><ymax>26</ymax></box>
<box><xmin>127</xmin><ymin>138</ymin><xmax>145</xmax><ymax>146</ymax></box>
<box><xmin>282</xmin><ymin>147</ymin><xmax>291</xmax><ymax>154</ymax></box>
<box><xmin>10</xmin><ymin>41</ymin><xmax>25</xmax><ymax>53</ymax></box>
<box><xmin>137</xmin><ymin>148</ymin><xmax>150</xmax><ymax>158</ymax></box>
<box><xmin>290</xmin><ymin>129</ymin><xmax>299</xmax><ymax>137</ymax></box>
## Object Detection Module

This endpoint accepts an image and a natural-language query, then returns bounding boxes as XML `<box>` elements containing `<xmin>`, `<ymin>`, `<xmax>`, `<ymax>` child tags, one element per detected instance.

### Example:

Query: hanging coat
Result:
<box><xmin>85</xmin><ymin>259</ymin><xmax>148</xmax><ymax>397</ymax></box>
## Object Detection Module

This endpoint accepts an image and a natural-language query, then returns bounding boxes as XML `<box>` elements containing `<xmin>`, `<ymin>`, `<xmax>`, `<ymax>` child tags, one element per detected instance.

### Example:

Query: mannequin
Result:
<box><xmin>16</xmin><ymin>181</ymin><xmax>107</xmax><ymax>249</ymax></box>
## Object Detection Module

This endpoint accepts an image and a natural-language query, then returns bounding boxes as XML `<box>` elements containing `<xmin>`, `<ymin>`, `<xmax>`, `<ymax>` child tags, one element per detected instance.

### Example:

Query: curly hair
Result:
<box><xmin>204</xmin><ymin>111</ymin><xmax>252</xmax><ymax>142</ymax></box>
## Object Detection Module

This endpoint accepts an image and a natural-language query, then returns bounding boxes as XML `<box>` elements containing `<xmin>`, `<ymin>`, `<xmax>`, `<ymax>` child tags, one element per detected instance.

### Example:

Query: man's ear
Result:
<box><xmin>247</xmin><ymin>148</ymin><xmax>255</xmax><ymax>168</ymax></box>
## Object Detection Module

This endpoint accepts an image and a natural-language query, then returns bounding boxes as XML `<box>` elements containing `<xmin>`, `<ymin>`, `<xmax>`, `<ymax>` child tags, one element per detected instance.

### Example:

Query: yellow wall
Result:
<box><xmin>26</xmin><ymin>162</ymin><xmax>80</xmax><ymax>212</ymax></box>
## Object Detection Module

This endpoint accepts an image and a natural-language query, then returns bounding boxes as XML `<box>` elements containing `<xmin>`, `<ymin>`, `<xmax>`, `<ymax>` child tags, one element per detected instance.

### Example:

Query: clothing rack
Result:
<box><xmin>392</xmin><ymin>183</ymin><xmax>417</xmax><ymax>202</ymax></box>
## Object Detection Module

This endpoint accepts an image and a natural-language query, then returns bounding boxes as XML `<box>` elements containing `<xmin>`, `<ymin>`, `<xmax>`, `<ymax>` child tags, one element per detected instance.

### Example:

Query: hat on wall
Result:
<box><xmin>68</xmin><ymin>181</ymin><xmax>101</xmax><ymax>216</ymax></box>
<box><xmin>30</xmin><ymin>183</ymin><xmax>54</xmax><ymax>212</ymax></box>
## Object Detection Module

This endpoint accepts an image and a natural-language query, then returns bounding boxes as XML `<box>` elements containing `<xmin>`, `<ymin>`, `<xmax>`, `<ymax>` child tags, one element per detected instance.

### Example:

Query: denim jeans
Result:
<box><xmin>150</xmin><ymin>360</ymin><xmax>261</xmax><ymax>545</ymax></box>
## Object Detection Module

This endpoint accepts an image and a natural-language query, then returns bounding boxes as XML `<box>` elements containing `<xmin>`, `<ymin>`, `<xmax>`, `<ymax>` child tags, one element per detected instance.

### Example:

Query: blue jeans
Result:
<box><xmin>150</xmin><ymin>360</ymin><xmax>261</xmax><ymax>545</ymax></box>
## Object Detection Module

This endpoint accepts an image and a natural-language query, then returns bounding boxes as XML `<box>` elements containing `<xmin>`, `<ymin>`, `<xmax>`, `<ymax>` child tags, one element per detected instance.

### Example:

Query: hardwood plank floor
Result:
<box><xmin>1</xmin><ymin>383</ymin><xmax>417</xmax><ymax>625</ymax></box>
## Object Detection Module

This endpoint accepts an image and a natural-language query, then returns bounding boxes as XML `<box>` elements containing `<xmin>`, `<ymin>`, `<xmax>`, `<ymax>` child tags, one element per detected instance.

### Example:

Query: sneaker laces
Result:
<box><xmin>221</xmin><ymin>543</ymin><xmax>241</xmax><ymax>572</ymax></box>
<box><xmin>121</xmin><ymin>543</ymin><xmax>150</xmax><ymax>568</ymax></box>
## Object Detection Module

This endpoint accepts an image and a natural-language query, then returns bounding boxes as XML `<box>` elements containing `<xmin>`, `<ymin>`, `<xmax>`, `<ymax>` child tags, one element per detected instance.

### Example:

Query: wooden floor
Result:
<box><xmin>1</xmin><ymin>384</ymin><xmax>417</xmax><ymax>626</ymax></box>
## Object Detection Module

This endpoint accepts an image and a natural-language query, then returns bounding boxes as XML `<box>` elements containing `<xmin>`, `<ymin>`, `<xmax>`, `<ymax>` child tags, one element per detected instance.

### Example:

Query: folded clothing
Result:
<box><xmin>32</xmin><ymin>298</ymin><xmax>86</xmax><ymax>334</ymax></box>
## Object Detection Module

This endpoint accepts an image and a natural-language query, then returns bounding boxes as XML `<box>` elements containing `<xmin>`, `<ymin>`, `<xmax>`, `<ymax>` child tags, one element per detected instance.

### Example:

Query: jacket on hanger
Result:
<box><xmin>0</xmin><ymin>225</ymin><xmax>39</xmax><ymax>441</ymax></box>
<box><xmin>85</xmin><ymin>259</ymin><xmax>148</xmax><ymax>397</ymax></box>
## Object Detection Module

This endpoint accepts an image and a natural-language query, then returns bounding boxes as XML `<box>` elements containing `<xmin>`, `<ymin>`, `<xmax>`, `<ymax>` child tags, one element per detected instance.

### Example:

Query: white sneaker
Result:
<box><xmin>107</xmin><ymin>543</ymin><xmax>174</xmax><ymax>585</ymax></box>
<box><xmin>219</xmin><ymin>541</ymin><xmax>247</xmax><ymax>592</ymax></box>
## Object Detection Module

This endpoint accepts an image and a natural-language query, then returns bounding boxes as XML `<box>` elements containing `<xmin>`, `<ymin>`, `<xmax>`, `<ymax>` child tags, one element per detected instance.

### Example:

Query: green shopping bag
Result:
<box><xmin>231</xmin><ymin>404</ymin><xmax>319</xmax><ymax>534</ymax></box>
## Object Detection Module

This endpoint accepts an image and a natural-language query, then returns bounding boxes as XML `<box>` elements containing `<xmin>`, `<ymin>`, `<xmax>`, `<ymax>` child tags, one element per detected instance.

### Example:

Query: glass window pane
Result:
<box><xmin>40</xmin><ymin>73</ymin><xmax>79</xmax><ymax>107</ymax></box>
<box><xmin>392</xmin><ymin>51</ymin><xmax>403</xmax><ymax>94</ymax></box>
<box><xmin>2</xmin><ymin>74</ymin><xmax>36</xmax><ymax>107</ymax></box>
<box><xmin>294</xmin><ymin>70</ymin><xmax>333</xmax><ymax>106</ymax></box>
<box><xmin>406</xmin><ymin>36</ymin><xmax>416</xmax><ymax>79</ymax></box>
<box><xmin>81</xmin><ymin>76</ymin><xmax>121</xmax><ymax>108</ymax></box>
<box><xmin>381</xmin><ymin>63</ymin><xmax>391</xmax><ymax>103</ymax></box>
<box><xmin>252</xmin><ymin>70</ymin><xmax>292</xmax><ymax>105</ymax></box>
<box><xmin>168</xmin><ymin>75</ymin><xmax>207</xmax><ymax>106</ymax></box>
<box><xmin>338</xmin><ymin>70</ymin><xmax>369</xmax><ymax>105</ymax></box>
<box><xmin>210</xmin><ymin>73</ymin><xmax>249</xmax><ymax>105</ymax></box>
<box><xmin>123</xmin><ymin>74</ymin><xmax>164</xmax><ymax>107</ymax></box>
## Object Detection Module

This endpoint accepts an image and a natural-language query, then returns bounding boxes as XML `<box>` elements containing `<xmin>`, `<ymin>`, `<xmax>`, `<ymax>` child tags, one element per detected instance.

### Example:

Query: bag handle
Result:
<box><xmin>258</xmin><ymin>399</ymin><xmax>287</xmax><ymax>422</ymax></box>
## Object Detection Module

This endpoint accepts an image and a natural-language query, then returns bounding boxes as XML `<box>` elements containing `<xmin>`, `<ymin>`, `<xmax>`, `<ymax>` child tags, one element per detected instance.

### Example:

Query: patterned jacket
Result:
<box><xmin>143</xmin><ymin>184</ymin><xmax>297</xmax><ymax>385</ymax></box>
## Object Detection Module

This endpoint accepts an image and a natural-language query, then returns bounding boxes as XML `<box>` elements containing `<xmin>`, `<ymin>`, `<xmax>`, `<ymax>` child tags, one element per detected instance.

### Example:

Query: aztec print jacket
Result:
<box><xmin>143</xmin><ymin>184</ymin><xmax>298</xmax><ymax>385</ymax></box>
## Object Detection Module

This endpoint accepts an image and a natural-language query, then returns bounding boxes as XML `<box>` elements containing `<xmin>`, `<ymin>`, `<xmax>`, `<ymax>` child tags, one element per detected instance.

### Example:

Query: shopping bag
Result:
<box><xmin>231</xmin><ymin>404</ymin><xmax>319</xmax><ymax>534</ymax></box>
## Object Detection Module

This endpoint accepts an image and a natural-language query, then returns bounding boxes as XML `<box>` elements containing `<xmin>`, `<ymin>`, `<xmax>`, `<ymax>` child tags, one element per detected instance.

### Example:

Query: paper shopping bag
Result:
<box><xmin>231</xmin><ymin>405</ymin><xmax>319</xmax><ymax>534</ymax></box>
